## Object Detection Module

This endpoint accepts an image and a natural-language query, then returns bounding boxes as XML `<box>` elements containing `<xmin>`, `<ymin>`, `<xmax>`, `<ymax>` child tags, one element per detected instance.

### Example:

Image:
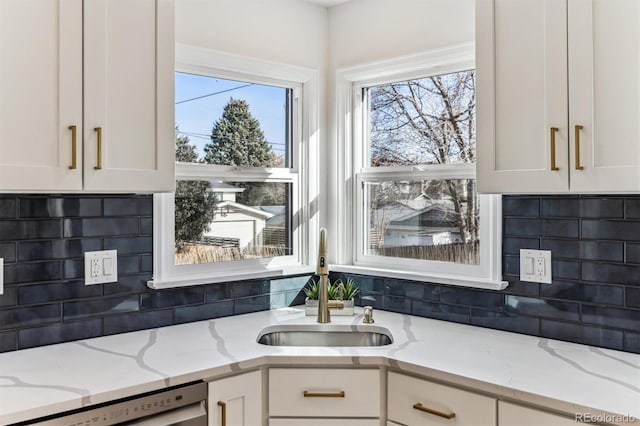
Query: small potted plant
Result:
<box><xmin>303</xmin><ymin>278</ymin><xmax>359</xmax><ymax>316</ymax></box>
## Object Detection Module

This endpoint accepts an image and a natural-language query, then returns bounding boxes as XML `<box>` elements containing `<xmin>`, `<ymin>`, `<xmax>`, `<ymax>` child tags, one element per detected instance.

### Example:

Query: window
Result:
<box><xmin>150</xmin><ymin>46</ymin><xmax>319</xmax><ymax>288</ymax></box>
<box><xmin>333</xmin><ymin>44</ymin><xmax>506</xmax><ymax>290</ymax></box>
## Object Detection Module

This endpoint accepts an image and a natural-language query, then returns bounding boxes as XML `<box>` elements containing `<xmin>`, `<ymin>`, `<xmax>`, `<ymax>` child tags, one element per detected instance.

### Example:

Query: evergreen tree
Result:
<box><xmin>204</xmin><ymin>98</ymin><xmax>276</xmax><ymax>167</ymax></box>
<box><xmin>174</xmin><ymin>131</ymin><xmax>217</xmax><ymax>249</ymax></box>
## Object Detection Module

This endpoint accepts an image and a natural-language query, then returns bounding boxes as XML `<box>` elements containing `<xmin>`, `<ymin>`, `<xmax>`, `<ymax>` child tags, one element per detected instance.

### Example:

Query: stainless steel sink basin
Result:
<box><xmin>256</xmin><ymin>324</ymin><xmax>393</xmax><ymax>347</ymax></box>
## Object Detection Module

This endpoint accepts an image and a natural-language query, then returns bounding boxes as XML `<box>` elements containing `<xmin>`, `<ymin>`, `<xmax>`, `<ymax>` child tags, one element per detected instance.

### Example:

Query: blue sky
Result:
<box><xmin>175</xmin><ymin>72</ymin><xmax>288</xmax><ymax>159</ymax></box>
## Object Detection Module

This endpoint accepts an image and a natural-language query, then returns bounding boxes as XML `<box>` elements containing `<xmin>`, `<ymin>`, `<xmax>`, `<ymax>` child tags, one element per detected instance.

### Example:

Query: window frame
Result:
<box><xmin>149</xmin><ymin>45</ymin><xmax>319</xmax><ymax>289</ymax></box>
<box><xmin>331</xmin><ymin>43</ymin><xmax>507</xmax><ymax>290</ymax></box>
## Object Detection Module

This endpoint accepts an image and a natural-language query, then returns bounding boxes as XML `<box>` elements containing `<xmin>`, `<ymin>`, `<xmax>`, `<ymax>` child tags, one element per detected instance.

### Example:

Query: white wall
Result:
<box><xmin>327</xmin><ymin>0</ymin><xmax>474</xmax><ymax>69</ymax></box>
<box><xmin>176</xmin><ymin>0</ymin><xmax>328</xmax><ymax>70</ymax></box>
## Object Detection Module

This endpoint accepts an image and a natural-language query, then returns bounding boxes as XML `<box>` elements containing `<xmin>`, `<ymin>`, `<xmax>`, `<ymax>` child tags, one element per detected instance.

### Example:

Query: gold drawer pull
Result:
<box><xmin>413</xmin><ymin>402</ymin><xmax>456</xmax><ymax>419</ymax></box>
<box><xmin>68</xmin><ymin>125</ymin><xmax>77</xmax><ymax>170</ymax></box>
<box><xmin>303</xmin><ymin>391</ymin><xmax>345</xmax><ymax>398</ymax></box>
<box><xmin>574</xmin><ymin>125</ymin><xmax>584</xmax><ymax>170</ymax></box>
<box><xmin>94</xmin><ymin>127</ymin><xmax>103</xmax><ymax>170</ymax></box>
<box><xmin>217</xmin><ymin>401</ymin><xmax>226</xmax><ymax>426</ymax></box>
<box><xmin>550</xmin><ymin>127</ymin><xmax>559</xmax><ymax>171</ymax></box>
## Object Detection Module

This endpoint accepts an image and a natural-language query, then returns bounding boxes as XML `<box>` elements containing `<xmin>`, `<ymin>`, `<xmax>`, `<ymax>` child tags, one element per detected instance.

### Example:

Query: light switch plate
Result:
<box><xmin>520</xmin><ymin>249</ymin><xmax>552</xmax><ymax>284</ymax></box>
<box><xmin>0</xmin><ymin>258</ymin><xmax>3</xmax><ymax>295</ymax></box>
<box><xmin>84</xmin><ymin>250</ymin><xmax>118</xmax><ymax>285</ymax></box>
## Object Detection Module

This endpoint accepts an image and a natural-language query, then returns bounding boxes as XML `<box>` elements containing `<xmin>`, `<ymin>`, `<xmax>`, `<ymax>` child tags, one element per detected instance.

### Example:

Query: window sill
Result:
<box><xmin>331</xmin><ymin>264</ymin><xmax>509</xmax><ymax>291</ymax></box>
<box><xmin>147</xmin><ymin>265</ymin><xmax>316</xmax><ymax>289</ymax></box>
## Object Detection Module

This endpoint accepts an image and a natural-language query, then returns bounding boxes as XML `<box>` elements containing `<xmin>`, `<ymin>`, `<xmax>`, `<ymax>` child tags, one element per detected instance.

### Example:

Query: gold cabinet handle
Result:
<box><xmin>413</xmin><ymin>402</ymin><xmax>456</xmax><ymax>419</ymax></box>
<box><xmin>303</xmin><ymin>391</ymin><xmax>345</xmax><ymax>398</ymax></box>
<box><xmin>94</xmin><ymin>127</ymin><xmax>103</xmax><ymax>170</ymax></box>
<box><xmin>68</xmin><ymin>125</ymin><xmax>77</xmax><ymax>170</ymax></box>
<box><xmin>217</xmin><ymin>401</ymin><xmax>226</xmax><ymax>426</ymax></box>
<box><xmin>550</xmin><ymin>127</ymin><xmax>559</xmax><ymax>171</ymax></box>
<box><xmin>574</xmin><ymin>125</ymin><xmax>584</xmax><ymax>170</ymax></box>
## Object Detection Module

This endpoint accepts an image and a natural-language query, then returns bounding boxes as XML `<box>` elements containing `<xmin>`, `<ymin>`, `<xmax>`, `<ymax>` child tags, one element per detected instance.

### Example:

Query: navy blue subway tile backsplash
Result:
<box><xmin>0</xmin><ymin>194</ymin><xmax>313</xmax><ymax>352</ymax></box>
<box><xmin>0</xmin><ymin>194</ymin><xmax>639</xmax><ymax>354</ymax></box>
<box><xmin>333</xmin><ymin>195</ymin><xmax>640</xmax><ymax>354</ymax></box>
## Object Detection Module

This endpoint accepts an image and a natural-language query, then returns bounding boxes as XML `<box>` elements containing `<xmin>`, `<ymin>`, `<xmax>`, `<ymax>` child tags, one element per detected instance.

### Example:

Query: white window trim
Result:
<box><xmin>149</xmin><ymin>44</ymin><xmax>319</xmax><ymax>289</ymax></box>
<box><xmin>331</xmin><ymin>42</ymin><xmax>508</xmax><ymax>291</ymax></box>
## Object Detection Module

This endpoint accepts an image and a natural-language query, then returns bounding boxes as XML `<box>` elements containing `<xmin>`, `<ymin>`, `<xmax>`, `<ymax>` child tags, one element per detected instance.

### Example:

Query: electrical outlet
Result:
<box><xmin>91</xmin><ymin>258</ymin><xmax>101</xmax><ymax>277</ymax></box>
<box><xmin>535</xmin><ymin>257</ymin><xmax>545</xmax><ymax>277</ymax></box>
<box><xmin>85</xmin><ymin>250</ymin><xmax>118</xmax><ymax>285</ymax></box>
<box><xmin>520</xmin><ymin>249</ymin><xmax>552</xmax><ymax>284</ymax></box>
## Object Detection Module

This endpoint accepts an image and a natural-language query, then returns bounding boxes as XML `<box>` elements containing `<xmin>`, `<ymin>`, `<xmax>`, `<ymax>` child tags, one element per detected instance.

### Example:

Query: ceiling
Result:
<box><xmin>303</xmin><ymin>0</ymin><xmax>352</xmax><ymax>7</ymax></box>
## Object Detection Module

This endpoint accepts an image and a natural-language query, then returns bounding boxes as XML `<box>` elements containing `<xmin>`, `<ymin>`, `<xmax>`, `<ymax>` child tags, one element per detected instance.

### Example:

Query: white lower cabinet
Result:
<box><xmin>207</xmin><ymin>366</ymin><xmax>591</xmax><ymax>426</ymax></box>
<box><xmin>269</xmin><ymin>420</ymin><xmax>379</xmax><ymax>426</ymax></box>
<box><xmin>387</xmin><ymin>372</ymin><xmax>496</xmax><ymax>426</ymax></box>
<box><xmin>498</xmin><ymin>401</ymin><xmax>578</xmax><ymax>426</ymax></box>
<box><xmin>269</xmin><ymin>368</ymin><xmax>380</xmax><ymax>424</ymax></box>
<box><xmin>208</xmin><ymin>370</ymin><xmax>262</xmax><ymax>426</ymax></box>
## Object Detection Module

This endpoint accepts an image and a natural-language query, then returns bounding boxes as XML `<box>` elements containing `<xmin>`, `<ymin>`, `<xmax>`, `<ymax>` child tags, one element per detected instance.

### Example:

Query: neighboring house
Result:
<box><xmin>204</xmin><ymin>182</ymin><xmax>274</xmax><ymax>249</ymax></box>
<box><xmin>371</xmin><ymin>196</ymin><xmax>464</xmax><ymax>248</ymax></box>
<box><xmin>204</xmin><ymin>200</ymin><xmax>273</xmax><ymax>249</ymax></box>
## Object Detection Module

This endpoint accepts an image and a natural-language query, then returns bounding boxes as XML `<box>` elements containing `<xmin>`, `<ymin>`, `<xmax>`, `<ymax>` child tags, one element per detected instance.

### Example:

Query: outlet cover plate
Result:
<box><xmin>0</xmin><ymin>258</ymin><xmax>3</xmax><ymax>295</ymax></box>
<box><xmin>84</xmin><ymin>250</ymin><xmax>118</xmax><ymax>285</ymax></box>
<box><xmin>520</xmin><ymin>249</ymin><xmax>552</xmax><ymax>284</ymax></box>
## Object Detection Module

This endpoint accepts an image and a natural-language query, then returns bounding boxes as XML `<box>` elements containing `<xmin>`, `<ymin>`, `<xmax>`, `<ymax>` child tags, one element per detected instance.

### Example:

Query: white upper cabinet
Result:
<box><xmin>477</xmin><ymin>0</ymin><xmax>640</xmax><ymax>193</ymax></box>
<box><xmin>0</xmin><ymin>0</ymin><xmax>174</xmax><ymax>193</ymax></box>
<box><xmin>568</xmin><ymin>0</ymin><xmax>640</xmax><ymax>192</ymax></box>
<box><xmin>0</xmin><ymin>0</ymin><xmax>83</xmax><ymax>191</ymax></box>
<box><xmin>83</xmin><ymin>0</ymin><xmax>174</xmax><ymax>192</ymax></box>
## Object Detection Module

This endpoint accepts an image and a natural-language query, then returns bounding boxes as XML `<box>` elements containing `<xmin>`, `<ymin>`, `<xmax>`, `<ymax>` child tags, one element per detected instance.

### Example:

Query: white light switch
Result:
<box><xmin>84</xmin><ymin>250</ymin><xmax>118</xmax><ymax>285</ymax></box>
<box><xmin>523</xmin><ymin>257</ymin><xmax>534</xmax><ymax>275</ymax></box>
<box><xmin>103</xmin><ymin>257</ymin><xmax>113</xmax><ymax>275</ymax></box>
<box><xmin>520</xmin><ymin>249</ymin><xmax>552</xmax><ymax>284</ymax></box>
<box><xmin>0</xmin><ymin>258</ymin><xmax>4</xmax><ymax>295</ymax></box>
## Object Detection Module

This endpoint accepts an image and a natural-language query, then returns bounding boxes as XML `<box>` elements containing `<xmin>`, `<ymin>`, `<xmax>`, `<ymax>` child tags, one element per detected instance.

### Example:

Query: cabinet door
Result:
<box><xmin>568</xmin><ymin>0</ymin><xmax>640</xmax><ymax>192</ymax></box>
<box><xmin>270</xmin><ymin>420</ymin><xmax>379</xmax><ymax>426</ymax></box>
<box><xmin>388</xmin><ymin>372</ymin><xmax>496</xmax><ymax>426</ymax></box>
<box><xmin>476</xmin><ymin>0</ymin><xmax>568</xmax><ymax>193</ymax></box>
<box><xmin>499</xmin><ymin>401</ymin><xmax>578</xmax><ymax>425</ymax></box>
<box><xmin>0</xmin><ymin>0</ymin><xmax>83</xmax><ymax>191</ymax></box>
<box><xmin>208</xmin><ymin>370</ymin><xmax>262</xmax><ymax>426</ymax></box>
<box><xmin>83</xmin><ymin>0</ymin><xmax>174</xmax><ymax>192</ymax></box>
<box><xmin>269</xmin><ymin>368</ymin><xmax>380</xmax><ymax>418</ymax></box>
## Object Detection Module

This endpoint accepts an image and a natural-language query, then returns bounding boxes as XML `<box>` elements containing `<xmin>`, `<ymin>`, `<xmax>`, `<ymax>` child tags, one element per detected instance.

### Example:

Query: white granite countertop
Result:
<box><xmin>0</xmin><ymin>307</ymin><xmax>638</xmax><ymax>425</ymax></box>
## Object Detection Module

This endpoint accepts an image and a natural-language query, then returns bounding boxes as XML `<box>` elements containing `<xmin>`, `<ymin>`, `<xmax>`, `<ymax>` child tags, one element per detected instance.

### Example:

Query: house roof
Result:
<box><xmin>256</xmin><ymin>206</ymin><xmax>286</xmax><ymax>226</ymax></box>
<box><xmin>208</xmin><ymin>181</ymin><xmax>245</xmax><ymax>193</ymax></box>
<box><xmin>215</xmin><ymin>201</ymin><xmax>274</xmax><ymax>219</ymax></box>
<box><xmin>371</xmin><ymin>195</ymin><xmax>461</xmax><ymax>226</ymax></box>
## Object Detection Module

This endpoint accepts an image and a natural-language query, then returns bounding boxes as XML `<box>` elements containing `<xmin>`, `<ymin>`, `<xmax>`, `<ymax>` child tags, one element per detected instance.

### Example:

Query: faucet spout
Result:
<box><xmin>316</xmin><ymin>228</ymin><xmax>342</xmax><ymax>323</ymax></box>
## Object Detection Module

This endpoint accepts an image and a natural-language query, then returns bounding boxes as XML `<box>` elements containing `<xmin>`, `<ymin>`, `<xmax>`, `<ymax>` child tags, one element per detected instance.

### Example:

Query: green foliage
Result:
<box><xmin>175</xmin><ymin>128</ymin><xmax>199</xmax><ymax>163</ymax></box>
<box><xmin>174</xmin><ymin>131</ymin><xmax>217</xmax><ymax>250</ymax></box>
<box><xmin>235</xmin><ymin>181</ymin><xmax>286</xmax><ymax>208</ymax></box>
<box><xmin>303</xmin><ymin>279</ymin><xmax>320</xmax><ymax>299</ymax></box>
<box><xmin>303</xmin><ymin>278</ymin><xmax>359</xmax><ymax>300</ymax></box>
<box><xmin>335</xmin><ymin>278</ymin><xmax>359</xmax><ymax>300</ymax></box>
<box><xmin>204</xmin><ymin>98</ymin><xmax>276</xmax><ymax>167</ymax></box>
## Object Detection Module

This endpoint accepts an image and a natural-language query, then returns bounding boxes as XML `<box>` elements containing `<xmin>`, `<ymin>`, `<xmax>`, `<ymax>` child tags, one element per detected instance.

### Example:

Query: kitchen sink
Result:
<box><xmin>256</xmin><ymin>324</ymin><xmax>393</xmax><ymax>347</ymax></box>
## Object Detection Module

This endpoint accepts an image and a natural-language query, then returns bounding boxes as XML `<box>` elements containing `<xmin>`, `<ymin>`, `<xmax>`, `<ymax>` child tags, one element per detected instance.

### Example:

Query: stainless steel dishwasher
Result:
<box><xmin>17</xmin><ymin>381</ymin><xmax>207</xmax><ymax>426</ymax></box>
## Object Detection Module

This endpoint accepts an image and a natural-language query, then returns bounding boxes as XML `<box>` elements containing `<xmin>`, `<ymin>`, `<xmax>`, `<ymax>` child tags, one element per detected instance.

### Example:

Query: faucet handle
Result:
<box><xmin>363</xmin><ymin>306</ymin><xmax>374</xmax><ymax>324</ymax></box>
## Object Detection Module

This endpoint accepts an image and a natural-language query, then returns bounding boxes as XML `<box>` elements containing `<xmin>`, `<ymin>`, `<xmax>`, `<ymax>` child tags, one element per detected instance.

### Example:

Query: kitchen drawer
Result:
<box><xmin>388</xmin><ymin>372</ymin><xmax>496</xmax><ymax>426</ymax></box>
<box><xmin>499</xmin><ymin>401</ymin><xmax>578</xmax><ymax>425</ymax></box>
<box><xmin>269</xmin><ymin>368</ymin><xmax>380</xmax><ymax>417</ymax></box>
<box><xmin>270</xmin><ymin>420</ymin><xmax>379</xmax><ymax>426</ymax></box>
